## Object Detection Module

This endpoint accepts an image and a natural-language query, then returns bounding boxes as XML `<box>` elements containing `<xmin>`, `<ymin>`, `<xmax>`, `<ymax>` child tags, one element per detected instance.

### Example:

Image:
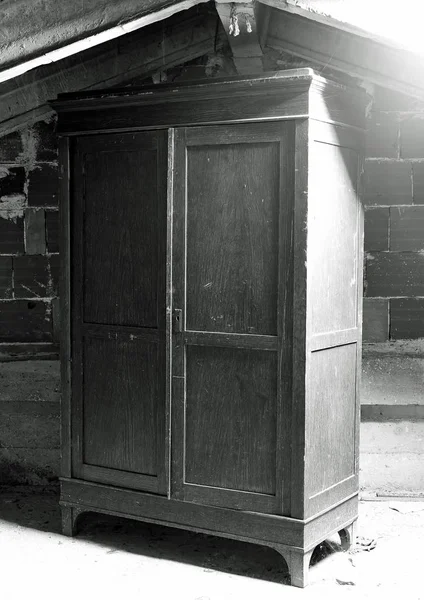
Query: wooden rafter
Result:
<box><xmin>0</xmin><ymin>0</ymin><xmax>210</xmax><ymax>74</ymax></box>
<box><xmin>0</xmin><ymin>6</ymin><xmax>225</xmax><ymax>136</ymax></box>
<box><xmin>216</xmin><ymin>1</ymin><xmax>264</xmax><ymax>74</ymax></box>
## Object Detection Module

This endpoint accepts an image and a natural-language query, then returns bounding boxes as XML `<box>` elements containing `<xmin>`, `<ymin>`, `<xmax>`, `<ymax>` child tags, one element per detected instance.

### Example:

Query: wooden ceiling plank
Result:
<box><xmin>0</xmin><ymin>0</ymin><xmax>209</xmax><ymax>75</ymax></box>
<box><xmin>0</xmin><ymin>7</ymin><xmax>223</xmax><ymax>136</ymax></box>
<box><xmin>261</xmin><ymin>5</ymin><xmax>424</xmax><ymax>98</ymax></box>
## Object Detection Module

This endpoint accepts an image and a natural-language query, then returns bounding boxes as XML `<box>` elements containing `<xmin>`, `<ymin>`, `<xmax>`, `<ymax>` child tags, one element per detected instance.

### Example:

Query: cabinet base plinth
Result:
<box><xmin>61</xmin><ymin>505</ymin><xmax>85</xmax><ymax>537</ymax></box>
<box><xmin>339</xmin><ymin>520</ymin><xmax>357</xmax><ymax>551</ymax></box>
<box><xmin>273</xmin><ymin>546</ymin><xmax>314</xmax><ymax>588</ymax></box>
<box><xmin>60</xmin><ymin>478</ymin><xmax>358</xmax><ymax>588</ymax></box>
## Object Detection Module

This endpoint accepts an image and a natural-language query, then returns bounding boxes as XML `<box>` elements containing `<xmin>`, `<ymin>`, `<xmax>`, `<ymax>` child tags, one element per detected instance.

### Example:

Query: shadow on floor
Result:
<box><xmin>0</xmin><ymin>485</ymin><xmax>62</xmax><ymax>533</ymax></box>
<box><xmin>0</xmin><ymin>486</ymin><xmax>341</xmax><ymax>584</ymax></box>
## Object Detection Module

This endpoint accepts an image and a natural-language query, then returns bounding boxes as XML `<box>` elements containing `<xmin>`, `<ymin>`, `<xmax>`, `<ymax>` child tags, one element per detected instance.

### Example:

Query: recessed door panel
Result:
<box><xmin>186</xmin><ymin>143</ymin><xmax>279</xmax><ymax>335</ymax></box>
<box><xmin>83</xmin><ymin>336</ymin><xmax>161</xmax><ymax>476</ymax></box>
<box><xmin>83</xmin><ymin>147</ymin><xmax>160</xmax><ymax>328</ymax></box>
<box><xmin>185</xmin><ymin>345</ymin><xmax>277</xmax><ymax>494</ymax></box>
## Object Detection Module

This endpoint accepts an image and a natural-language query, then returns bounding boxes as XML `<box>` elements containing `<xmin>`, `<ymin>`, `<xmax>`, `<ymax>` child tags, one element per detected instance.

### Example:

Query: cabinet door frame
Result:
<box><xmin>170</xmin><ymin>121</ymin><xmax>295</xmax><ymax>515</ymax></box>
<box><xmin>70</xmin><ymin>130</ymin><xmax>169</xmax><ymax>494</ymax></box>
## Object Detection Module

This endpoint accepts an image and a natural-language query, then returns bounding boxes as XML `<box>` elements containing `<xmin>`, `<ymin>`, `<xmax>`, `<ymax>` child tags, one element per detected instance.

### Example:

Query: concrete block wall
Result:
<box><xmin>0</xmin><ymin>120</ymin><xmax>60</xmax><ymax>351</ymax></box>
<box><xmin>361</xmin><ymin>86</ymin><xmax>424</xmax><ymax>495</ymax></box>
<box><xmin>363</xmin><ymin>86</ymin><xmax>424</xmax><ymax>342</ymax></box>
<box><xmin>0</xmin><ymin>119</ymin><xmax>60</xmax><ymax>485</ymax></box>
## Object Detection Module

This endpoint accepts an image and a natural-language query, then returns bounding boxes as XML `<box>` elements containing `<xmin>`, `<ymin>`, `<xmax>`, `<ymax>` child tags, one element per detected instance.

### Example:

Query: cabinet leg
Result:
<box><xmin>274</xmin><ymin>547</ymin><xmax>314</xmax><ymax>588</ymax></box>
<box><xmin>61</xmin><ymin>505</ymin><xmax>83</xmax><ymax>537</ymax></box>
<box><xmin>339</xmin><ymin>520</ymin><xmax>357</xmax><ymax>551</ymax></box>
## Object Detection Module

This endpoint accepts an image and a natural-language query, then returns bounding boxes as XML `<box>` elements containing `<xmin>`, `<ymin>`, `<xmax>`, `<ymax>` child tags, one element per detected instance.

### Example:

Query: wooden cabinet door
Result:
<box><xmin>71</xmin><ymin>131</ymin><xmax>168</xmax><ymax>494</ymax></box>
<box><xmin>171</xmin><ymin>123</ymin><xmax>294</xmax><ymax>514</ymax></box>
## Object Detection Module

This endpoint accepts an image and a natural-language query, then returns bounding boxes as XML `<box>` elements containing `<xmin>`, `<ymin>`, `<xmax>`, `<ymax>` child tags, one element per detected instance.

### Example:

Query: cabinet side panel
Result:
<box><xmin>304</xmin><ymin>123</ymin><xmax>363</xmax><ymax>517</ymax></box>
<box><xmin>290</xmin><ymin>119</ymin><xmax>309</xmax><ymax>519</ymax></box>
<box><xmin>307</xmin><ymin>142</ymin><xmax>359</xmax><ymax>336</ymax></box>
<box><xmin>305</xmin><ymin>344</ymin><xmax>356</xmax><ymax>497</ymax></box>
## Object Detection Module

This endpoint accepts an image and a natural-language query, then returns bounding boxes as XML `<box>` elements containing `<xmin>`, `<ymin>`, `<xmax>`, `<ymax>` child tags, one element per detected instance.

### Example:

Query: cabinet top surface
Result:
<box><xmin>51</xmin><ymin>68</ymin><xmax>366</xmax><ymax>108</ymax></box>
<box><xmin>51</xmin><ymin>68</ymin><xmax>367</xmax><ymax>133</ymax></box>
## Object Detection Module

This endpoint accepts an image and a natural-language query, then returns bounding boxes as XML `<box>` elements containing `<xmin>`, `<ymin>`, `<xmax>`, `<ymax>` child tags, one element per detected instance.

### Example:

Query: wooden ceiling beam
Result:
<box><xmin>215</xmin><ymin>1</ymin><xmax>264</xmax><ymax>74</ymax></box>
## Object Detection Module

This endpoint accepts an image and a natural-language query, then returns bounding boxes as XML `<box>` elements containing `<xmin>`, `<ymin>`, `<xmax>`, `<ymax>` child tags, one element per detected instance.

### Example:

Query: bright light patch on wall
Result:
<box><xmin>290</xmin><ymin>0</ymin><xmax>424</xmax><ymax>53</ymax></box>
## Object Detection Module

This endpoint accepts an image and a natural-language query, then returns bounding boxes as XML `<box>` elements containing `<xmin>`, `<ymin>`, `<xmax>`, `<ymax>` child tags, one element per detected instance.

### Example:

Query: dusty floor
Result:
<box><xmin>0</xmin><ymin>488</ymin><xmax>423</xmax><ymax>600</ymax></box>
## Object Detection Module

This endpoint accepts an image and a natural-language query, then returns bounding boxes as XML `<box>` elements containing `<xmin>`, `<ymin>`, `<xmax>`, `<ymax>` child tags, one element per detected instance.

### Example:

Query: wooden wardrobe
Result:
<box><xmin>52</xmin><ymin>69</ymin><xmax>366</xmax><ymax>587</ymax></box>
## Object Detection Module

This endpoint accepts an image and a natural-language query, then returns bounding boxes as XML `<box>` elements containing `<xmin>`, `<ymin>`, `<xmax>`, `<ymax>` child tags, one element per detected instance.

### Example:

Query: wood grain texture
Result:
<box><xmin>165</xmin><ymin>128</ymin><xmax>175</xmax><ymax>498</ymax></box>
<box><xmin>309</xmin><ymin>328</ymin><xmax>358</xmax><ymax>352</ymax></box>
<box><xmin>185</xmin><ymin>345</ymin><xmax>277</xmax><ymax>495</ymax></box>
<box><xmin>354</xmin><ymin>160</ymin><xmax>364</xmax><ymax>506</ymax></box>
<box><xmin>305</xmin><ymin>344</ymin><xmax>357</xmax><ymax>499</ymax></box>
<box><xmin>182</xmin><ymin>483</ymin><xmax>277</xmax><ymax>513</ymax></box>
<box><xmin>185</xmin><ymin>139</ymin><xmax>279</xmax><ymax>335</ymax></box>
<box><xmin>56</xmin><ymin>95</ymin><xmax>309</xmax><ymax>135</ymax></box>
<box><xmin>60</xmin><ymin>478</ymin><xmax>358</xmax><ymax>550</ymax></box>
<box><xmin>277</xmin><ymin>120</ymin><xmax>296</xmax><ymax>517</ymax></box>
<box><xmin>184</xmin><ymin>331</ymin><xmax>278</xmax><ymax>351</ymax></box>
<box><xmin>273</xmin><ymin>546</ymin><xmax>313</xmax><ymax>588</ymax></box>
<box><xmin>81</xmin><ymin>132</ymin><xmax>165</xmax><ymax>328</ymax></box>
<box><xmin>71</xmin><ymin>141</ymin><xmax>88</xmax><ymax>476</ymax></box>
<box><xmin>83</xmin><ymin>336</ymin><xmax>161</xmax><ymax>476</ymax></box>
<box><xmin>82</xmin><ymin>323</ymin><xmax>161</xmax><ymax>343</ymax></box>
<box><xmin>53</xmin><ymin>69</ymin><xmax>366</xmax><ymax>135</ymax></box>
<box><xmin>59</xmin><ymin>136</ymin><xmax>71</xmax><ymax>478</ymax></box>
<box><xmin>170</xmin><ymin>128</ymin><xmax>186</xmax><ymax>501</ymax></box>
<box><xmin>296</xmin><ymin>122</ymin><xmax>363</xmax><ymax>520</ymax></box>
<box><xmin>60</xmin><ymin>478</ymin><xmax>305</xmax><ymax>547</ymax></box>
<box><xmin>290</xmin><ymin>119</ymin><xmax>309</xmax><ymax>520</ymax></box>
<box><xmin>303</xmin><ymin>495</ymin><xmax>358</xmax><ymax>551</ymax></box>
<box><xmin>307</xmin><ymin>140</ymin><xmax>359</xmax><ymax>336</ymax></box>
